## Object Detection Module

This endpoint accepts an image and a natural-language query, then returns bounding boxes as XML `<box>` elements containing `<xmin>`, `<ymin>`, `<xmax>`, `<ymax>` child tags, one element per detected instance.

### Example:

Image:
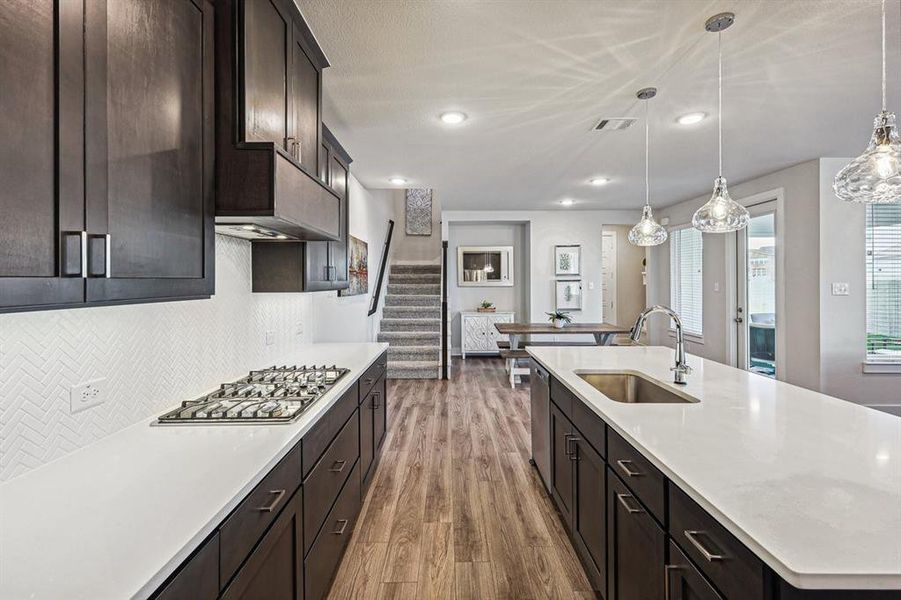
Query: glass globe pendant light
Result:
<box><xmin>692</xmin><ymin>13</ymin><xmax>750</xmax><ymax>233</ymax></box>
<box><xmin>833</xmin><ymin>0</ymin><xmax>901</xmax><ymax>204</ymax></box>
<box><xmin>629</xmin><ymin>87</ymin><xmax>668</xmax><ymax>246</ymax></box>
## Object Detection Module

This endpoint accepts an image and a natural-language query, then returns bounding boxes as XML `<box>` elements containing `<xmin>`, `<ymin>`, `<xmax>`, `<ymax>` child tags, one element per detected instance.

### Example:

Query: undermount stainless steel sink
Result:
<box><xmin>576</xmin><ymin>372</ymin><xmax>698</xmax><ymax>404</ymax></box>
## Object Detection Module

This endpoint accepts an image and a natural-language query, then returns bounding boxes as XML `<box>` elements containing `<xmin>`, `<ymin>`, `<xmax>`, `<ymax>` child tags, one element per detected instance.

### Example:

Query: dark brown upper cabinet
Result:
<box><xmin>215</xmin><ymin>0</ymin><xmax>341</xmax><ymax>243</ymax></box>
<box><xmin>0</xmin><ymin>0</ymin><xmax>214</xmax><ymax>313</ymax></box>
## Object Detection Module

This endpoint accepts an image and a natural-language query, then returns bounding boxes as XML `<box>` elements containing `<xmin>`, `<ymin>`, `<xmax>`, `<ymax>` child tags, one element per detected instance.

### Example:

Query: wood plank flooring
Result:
<box><xmin>329</xmin><ymin>357</ymin><xmax>593</xmax><ymax>600</ymax></box>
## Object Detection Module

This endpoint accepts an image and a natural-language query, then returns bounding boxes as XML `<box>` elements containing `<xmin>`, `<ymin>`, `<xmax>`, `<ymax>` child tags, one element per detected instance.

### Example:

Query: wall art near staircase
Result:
<box><xmin>405</xmin><ymin>188</ymin><xmax>433</xmax><ymax>235</ymax></box>
<box><xmin>340</xmin><ymin>236</ymin><xmax>369</xmax><ymax>297</ymax></box>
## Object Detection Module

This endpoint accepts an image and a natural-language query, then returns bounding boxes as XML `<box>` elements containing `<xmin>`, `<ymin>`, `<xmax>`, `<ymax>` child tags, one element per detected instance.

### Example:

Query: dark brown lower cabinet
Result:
<box><xmin>572</xmin><ymin>435</ymin><xmax>607</xmax><ymax>594</ymax></box>
<box><xmin>153</xmin><ymin>533</ymin><xmax>219</xmax><ymax>600</ymax></box>
<box><xmin>550</xmin><ymin>403</ymin><xmax>575</xmax><ymax>527</ymax></box>
<box><xmin>220</xmin><ymin>488</ymin><xmax>304</xmax><ymax>600</ymax></box>
<box><xmin>304</xmin><ymin>462</ymin><xmax>361</xmax><ymax>600</ymax></box>
<box><xmin>666</xmin><ymin>540</ymin><xmax>723</xmax><ymax>600</ymax></box>
<box><xmin>607</xmin><ymin>470</ymin><xmax>665</xmax><ymax>600</ymax></box>
<box><xmin>360</xmin><ymin>372</ymin><xmax>387</xmax><ymax>486</ymax></box>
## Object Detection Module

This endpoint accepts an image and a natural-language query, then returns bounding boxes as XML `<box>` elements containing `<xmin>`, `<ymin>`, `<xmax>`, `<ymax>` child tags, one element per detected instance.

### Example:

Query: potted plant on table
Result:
<box><xmin>477</xmin><ymin>300</ymin><xmax>496</xmax><ymax>313</ymax></box>
<box><xmin>546</xmin><ymin>310</ymin><xmax>572</xmax><ymax>329</ymax></box>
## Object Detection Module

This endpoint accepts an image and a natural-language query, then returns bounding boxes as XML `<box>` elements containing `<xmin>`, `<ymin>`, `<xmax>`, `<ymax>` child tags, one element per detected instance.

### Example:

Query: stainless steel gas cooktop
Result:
<box><xmin>157</xmin><ymin>365</ymin><xmax>349</xmax><ymax>425</ymax></box>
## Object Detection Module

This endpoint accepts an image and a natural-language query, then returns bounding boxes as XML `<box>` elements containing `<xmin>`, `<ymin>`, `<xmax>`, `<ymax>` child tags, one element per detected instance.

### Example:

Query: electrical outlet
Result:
<box><xmin>70</xmin><ymin>378</ymin><xmax>107</xmax><ymax>414</ymax></box>
<box><xmin>831</xmin><ymin>282</ymin><xmax>850</xmax><ymax>296</ymax></box>
<box><xmin>265</xmin><ymin>330</ymin><xmax>276</xmax><ymax>346</ymax></box>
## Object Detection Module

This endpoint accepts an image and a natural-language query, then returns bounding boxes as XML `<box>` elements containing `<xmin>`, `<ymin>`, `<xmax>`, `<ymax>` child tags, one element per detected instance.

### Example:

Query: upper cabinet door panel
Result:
<box><xmin>329</xmin><ymin>155</ymin><xmax>348</xmax><ymax>199</ymax></box>
<box><xmin>243</xmin><ymin>0</ymin><xmax>289</xmax><ymax>148</ymax></box>
<box><xmin>84</xmin><ymin>0</ymin><xmax>214</xmax><ymax>302</ymax></box>
<box><xmin>0</xmin><ymin>0</ymin><xmax>85</xmax><ymax>310</ymax></box>
<box><xmin>292</xmin><ymin>34</ymin><xmax>319</xmax><ymax>173</ymax></box>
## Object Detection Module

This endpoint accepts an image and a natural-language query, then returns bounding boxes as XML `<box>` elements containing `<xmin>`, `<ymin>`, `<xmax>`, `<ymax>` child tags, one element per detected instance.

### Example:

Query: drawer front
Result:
<box><xmin>303</xmin><ymin>382</ymin><xmax>359</xmax><ymax>477</ymax></box>
<box><xmin>666</xmin><ymin>539</ymin><xmax>724</xmax><ymax>600</ymax></box>
<box><xmin>304</xmin><ymin>462</ymin><xmax>362</xmax><ymax>600</ymax></box>
<box><xmin>359</xmin><ymin>352</ymin><xmax>387</xmax><ymax>398</ymax></box>
<box><xmin>571</xmin><ymin>398</ymin><xmax>606</xmax><ymax>459</ymax></box>
<box><xmin>669</xmin><ymin>485</ymin><xmax>764</xmax><ymax>600</ymax></box>
<box><xmin>303</xmin><ymin>409</ymin><xmax>360</xmax><ymax>555</ymax></box>
<box><xmin>154</xmin><ymin>533</ymin><xmax>219</xmax><ymax>600</ymax></box>
<box><xmin>607</xmin><ymin>429</ymin><xmax>665</xmax><ymax>523</ymax></box>
<box><xmin>219</xmin><ymin>442</ymin><xmax>303</xmax><ymax>589</ymax></box>
<box><xmin>549</xmin><ymin>377</ymin><xmax>574</xmax><ymax>417</ymax></box>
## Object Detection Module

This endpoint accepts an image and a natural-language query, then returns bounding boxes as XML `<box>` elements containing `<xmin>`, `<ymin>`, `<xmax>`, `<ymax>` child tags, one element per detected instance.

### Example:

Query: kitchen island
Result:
<box><xmin>528</xmin><ymin>345</ymin><xmax>900</xmax><ymax>598</ymax></box>
<box><xmin>0</xmin><ymin>342</ymin><xmax>388</xmax><ymax>600</ymax></box>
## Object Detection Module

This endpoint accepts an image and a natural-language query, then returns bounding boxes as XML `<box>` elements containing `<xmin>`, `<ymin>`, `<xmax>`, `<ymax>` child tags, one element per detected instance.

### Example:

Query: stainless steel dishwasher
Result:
<box><xmin>529</xmin><ymin>361</ymin><xmax>551</xmax><ymax>491</ymax></box>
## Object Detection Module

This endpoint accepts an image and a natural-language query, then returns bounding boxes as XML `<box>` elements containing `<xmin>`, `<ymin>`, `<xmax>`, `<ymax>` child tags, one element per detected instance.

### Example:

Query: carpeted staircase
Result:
<box><xmin>377</xmin><ymin>263</ymin><xmax>441</xmax><ymax>379</ymax></box>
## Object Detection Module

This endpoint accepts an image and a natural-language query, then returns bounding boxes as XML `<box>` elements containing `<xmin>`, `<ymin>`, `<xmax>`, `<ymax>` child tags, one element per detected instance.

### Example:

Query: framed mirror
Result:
<box><xmin>457</xmin><ymin>246</ymin><xmax>514</xmax><ymax>287</ymax></box>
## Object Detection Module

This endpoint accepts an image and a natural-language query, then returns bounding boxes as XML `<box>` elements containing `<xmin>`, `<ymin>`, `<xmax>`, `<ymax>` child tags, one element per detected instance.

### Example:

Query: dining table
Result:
<box><xmin>494</xmin><ymin>322</ymin><xmax>634</xmax><ymax>350</ymax></box>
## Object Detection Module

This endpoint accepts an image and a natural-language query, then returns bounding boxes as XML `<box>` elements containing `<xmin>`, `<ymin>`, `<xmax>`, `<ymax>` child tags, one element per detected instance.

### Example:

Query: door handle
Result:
<box><xmin>562</xmin><ymin>434</ymin><xmax>573</xmax><ymax>457</ymax></box>
<box><xmin>664</xmin><ymin>565</ymin><xmax>681</xmax><ymax>600</ymax></box>
<box><xmin>329</xmin><ymin>459</ymin><xmax>347</xmax><ymax>473</ymax></box>
<box><xmin>62</xmin><ymin>231</ymin><xmax>86</xmax><ymax>277</ymax></box>
<box><xmin>567</xmin><ymin>436</ymin><xmax>580</xmax><ymax>461</ymax></box>
<box><xmin>683</xmin><ymin>530</ymin><xmax>726</xmax><ymax>562</ymax></box>
<box><xmin>87</xmin><ymin>233</ymin><xmax>111</xmax><ymax>278</ymax></box>
<box><xmin>256</xmin><ymin>489</ymin><xmax>286</xmax><ymax>512</ymax></box>
<box><xmin>371</xmin><ymin>392</ymin><xmax>380</xmax><ymax>409</ymax></box>
<box><xmin>332</xmin><ymin>519</ymin><xmax>349</xmax><ymax>535</ymax></box>
<box><xmin>616</xmin><ymin>493</ymin><xmax>645</xmax><ymax>514</ymax></box>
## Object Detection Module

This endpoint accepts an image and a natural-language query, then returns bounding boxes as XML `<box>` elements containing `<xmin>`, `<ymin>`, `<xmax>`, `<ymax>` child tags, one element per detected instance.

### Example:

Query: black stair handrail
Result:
<box><xmin>368</xmin><ymin>220</ymin><xmax>395</xmax><ymax>317</ymax></box>
<box><xmin>441</xmin><ymin>240</ymin><xmax>449</xmax><ymax>380</ymax></box>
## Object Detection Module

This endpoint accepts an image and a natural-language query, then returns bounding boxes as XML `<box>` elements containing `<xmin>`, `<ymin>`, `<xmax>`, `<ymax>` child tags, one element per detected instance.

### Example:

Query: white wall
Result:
<box><xmin>391</xmin><ymin>189</ymin><xmax>442</xmax><ymax>263</ymax></box>
<box><xmin>443</xmin><ymin>209</ymin><xmax>639</xmax><ymax>342</ymax></box>
<box><xmin>447</xmin><ymin>222</ymin><xmax>529</xmax><ymax>352</ymax></box>
<box><xmin>311</xmin><ymin>174</ymin><xmax>395</xmax><ymax>342</ymax></box>
<box><xmin>647</xmin><ymin>158</ymin><xmax>901</xmax><ymax>409</ymax></box>
<box><xmin>0</xmin><ymin>235</ymin><xmax>314</xmax><ymax>482</ymax></box>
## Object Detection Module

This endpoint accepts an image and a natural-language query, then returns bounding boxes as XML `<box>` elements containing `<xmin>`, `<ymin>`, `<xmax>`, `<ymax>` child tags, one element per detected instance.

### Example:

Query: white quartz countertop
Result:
<box><xmin>527</xmin><ymin>345</ymin><xmax>901</xmax><ymax>591</ymax></box>
<box><xmin>0</xmin><ymin>342</ymin><xmax>387</xmax><ymax>600</ymax></box>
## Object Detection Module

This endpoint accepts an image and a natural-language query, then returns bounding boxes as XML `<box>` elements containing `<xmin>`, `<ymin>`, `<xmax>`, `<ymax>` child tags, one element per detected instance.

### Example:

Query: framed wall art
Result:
<box><xmin>555</xmin><ymin>245</ymin><xmax>581</xmax><ymax>277</ymax></box>
<box><xmin>555</xmin><ymin>280</ymin><xmax>583</xmax><ymax>311</ymax></box>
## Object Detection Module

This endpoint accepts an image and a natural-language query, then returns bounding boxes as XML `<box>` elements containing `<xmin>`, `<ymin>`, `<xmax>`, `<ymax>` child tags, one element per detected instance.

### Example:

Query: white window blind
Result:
<box><xmin>670</xmin><ymin>227</ymin><xmax>703</xmax><ymax>336</ymax></box>
<box><xmin>866</xmin><ymin>204</ymin><xmax>901</xmax><ymax>363</ymax></box>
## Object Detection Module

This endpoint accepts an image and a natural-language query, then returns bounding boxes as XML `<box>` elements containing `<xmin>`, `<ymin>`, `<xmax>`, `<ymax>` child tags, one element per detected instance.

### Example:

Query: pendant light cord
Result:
<box><xmin>881</xmin><ymin>0</ymin><xmax>886</xmax><ymax>112</ymax></box>
<box><xmin>645</xmin><ymin>97</ymin><xmax>650</xmax><ymax>208</ymax></box>
<box><xmin>718</xmin><ymin>30</ymin><xmax>723</xmax><ymax>176</ymax></box>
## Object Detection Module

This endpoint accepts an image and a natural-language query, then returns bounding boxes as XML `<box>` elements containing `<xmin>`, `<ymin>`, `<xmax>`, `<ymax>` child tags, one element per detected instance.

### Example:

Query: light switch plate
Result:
<box><xmin>265</xmin><ymin>330</ymin><xmax>275</xmax><ymax>345</ymax></box>
<box><xmin>70</xmin><ymin>378</ymin><xmax>107</xmax><ymax>414</ymax></box>
<box><xmin>831</xmin><ymin>282</ymin><xmax>850</xmax><ymax>296</ymax></box>
<box><xmin>588</xmin><ymin>281</ymin><xmax>595</xmax><ymax>290</ymax></box>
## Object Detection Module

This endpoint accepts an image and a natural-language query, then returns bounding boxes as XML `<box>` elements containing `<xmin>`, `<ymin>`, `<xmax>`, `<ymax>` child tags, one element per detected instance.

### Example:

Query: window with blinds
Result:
<box><xmin>866</xmin><ymin>204</ymin><xmax>901</xmax><ymax>363</ymax></box>
<box><xmin>670</xmin><ymin>227</ymin><xmax>703</xmax><ymax>336</ymax></box>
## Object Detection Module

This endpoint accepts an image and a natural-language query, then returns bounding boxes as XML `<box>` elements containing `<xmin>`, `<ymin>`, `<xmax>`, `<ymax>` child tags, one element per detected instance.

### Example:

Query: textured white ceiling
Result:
<box><xmin>297</xmin><ymin>0</ymin><xmax>901</xmax><ymax>210</ymax></box>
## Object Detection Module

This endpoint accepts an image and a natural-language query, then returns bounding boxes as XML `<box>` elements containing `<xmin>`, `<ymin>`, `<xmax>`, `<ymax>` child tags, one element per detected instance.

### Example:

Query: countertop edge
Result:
<box><xmin>526</xmin><ymin>348</ymin><xmax>901</xmax><ymax>592</ymax></box>
<box><xmin>132</xmin><ymin>343</ymin><xmax>388</xmax><ymax>599</ymax></box>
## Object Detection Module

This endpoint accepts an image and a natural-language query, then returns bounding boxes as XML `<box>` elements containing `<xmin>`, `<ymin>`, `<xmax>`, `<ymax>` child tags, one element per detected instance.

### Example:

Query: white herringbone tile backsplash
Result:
<box><xmin>0</xmin><ymin>235</ymin><xmax>313</xmax><ymax>482</ymax></box>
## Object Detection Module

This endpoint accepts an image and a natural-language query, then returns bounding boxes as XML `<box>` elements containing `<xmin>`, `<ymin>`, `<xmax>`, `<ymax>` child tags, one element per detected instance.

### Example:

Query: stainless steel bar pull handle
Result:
<box><xmin>568</xmin><ymin>436</ymin><xmax>580</xmax><ymax>460</ymax></box>
<box><xmin>329</xmin><ymin>459</ymin><xmax>347</xmax><ymax>473</ymax></box>
<box><xmin>664</xmin><ymin>565</ymin><xmax>680</xmax><ymax>600</ymax></box>
<box><xmin>333</xmin><ymin>519</ymin><xmax>349</xmax><ymax>535</ymax></box>
<box><xmin>616</xmin><ymin>459</ymin><xmax>643</xmax><ymax>477</ymax></box>
<box><xmin>683</xmin><ymin>530</ymin><xmax>726</xmax><ymax>562</ymax></box>
<box><xmin>371</xmin><ymin>392</ymin><xmax>380</xmax><ymax>409</ymax></box>
<box><xmin>256</xmin><ymin>489</ymin><xmax>286</xmax><ymax>512</ymax></box>
<box><xmin>616</xmin><ymin>493</ymin><xmax>645</xmax><ymax>514</ymax></box>
<box><xmin>562</xmin><ymin>434</ymin><xmax>573</xmax><ymax>457</ymax></box>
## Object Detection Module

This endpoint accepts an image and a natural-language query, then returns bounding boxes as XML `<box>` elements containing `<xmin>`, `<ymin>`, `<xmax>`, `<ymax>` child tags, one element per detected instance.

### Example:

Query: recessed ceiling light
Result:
<box><xmin>276</xmin><ymin>234</ymin><xmax>288</xmax><ymax>240</ymax></box>
<box><xmin>559</xmin><ymin>199</ymin><xmax>574</xmax><ymax>207</ymax></box>
<box><xmin>589</xmin><ymin>177</ymin><xmax>610</xmax><ymax>186</ymax></box>
<box><xmin>440</xmin><ymin>111</ymin><xmax>467</xmax><ymax>125</ymax></box>
<box><xmin>388</xmin><ymin>177</ymin><xmax>408</xmax><ymax>185</ymax></box>
<box><xmin>241</xmin><ymin>225</ymin><xmax>256</xmax><ymax>231</ymax></box>
<box><xmin>677</xmin><ymin>112</ymin><xmax>706</xmax><ymax>125</ymax></box>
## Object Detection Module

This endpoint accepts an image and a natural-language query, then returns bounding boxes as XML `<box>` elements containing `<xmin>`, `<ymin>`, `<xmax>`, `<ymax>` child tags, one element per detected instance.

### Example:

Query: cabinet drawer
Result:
<box><xmin>359</xmin><ymin>352</ymin><xmax>387</xmax><ymax>399</ymax></box>
<box><xmin>607</xmin><ymin>429</ymin><xmax>665</xmax><ymax>523</ymax></box>
<box><xmin>304</xmin><ymin>462</ymin><xmax>362</xmax><ymax>600</ymax></box>
<box><xmin>219</xmin><ymin>442</ymin><xmax>303</xmax><ymax>589</ymax></box>
<box><xmin>550</xmin><ymin>377</ymin><xmax>575</xmax><ymax>416</ymax></box>
<box><xmin>670</xmin><ymin>485</ymin><xmax>764</xmax><ymax>600</ymax></box>
<box><xmin>153</xmin><ymin>533</ymin><xmax>219</xmax><ymax>600</ymax></box>
<box><xmin>303</xmin><ymin>409</ymin><xmax>359</xmax><ymax>555</ymax></box>
<box><xmin>571</xmin><ymin>398</ymin><xmax>606</xmax><ymax>459</ymax></box>
<box><xmin>303</xmin><ymin>382</ymin><xmax>358</xmax><ymax>477</ymax></box>
<box><xmin>666</xmin><ymin>539</ymin><xmax>724</xmax><ymax>600</ymax></box>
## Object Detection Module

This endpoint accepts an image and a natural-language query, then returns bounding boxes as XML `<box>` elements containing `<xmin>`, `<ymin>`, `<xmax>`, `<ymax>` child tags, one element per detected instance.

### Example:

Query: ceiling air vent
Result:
<box><xmin>593</xmin><ymin>117</ymin><xmax>637</xmax><ymax>131</ymax></box>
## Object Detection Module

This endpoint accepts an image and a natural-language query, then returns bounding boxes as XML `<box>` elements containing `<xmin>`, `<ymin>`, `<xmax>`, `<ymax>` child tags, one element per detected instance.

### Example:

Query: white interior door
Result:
<box><xmin>735</xmin><ymin>201</ymin><xmax>778</xmax><ymax>378</ymax></box>
<box><xmin>601</xmin><ymin>231</ymin><xmax>617</xmax><ymax>324</ymax></box>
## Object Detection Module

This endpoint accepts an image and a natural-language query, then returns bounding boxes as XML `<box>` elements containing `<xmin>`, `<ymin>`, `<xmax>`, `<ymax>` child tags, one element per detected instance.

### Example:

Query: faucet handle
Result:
<box><xmin>671</xmin><ymin>364</ymin><xmax>692</xmax><ymax>374</ymax></box>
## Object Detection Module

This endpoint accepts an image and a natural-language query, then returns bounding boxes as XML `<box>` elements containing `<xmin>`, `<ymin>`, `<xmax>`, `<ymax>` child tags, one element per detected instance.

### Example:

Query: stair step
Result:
<box><xmin>377</xmin><ymin>331</ymin><xmax>441</xmax><ymax>346</ymax></box>
<box><xmin>387</xmin><ymin>360</ymin><xmax>440</xmax><ymax>379</ymax></box>
<box><xmin>387</xmin><ymin>283</ymin><xmax>440</xmax><ymax>296</ymax></box>
<box><xmin>384</xmin><ymin>294</ymin><xmax>440</xmax><ymax>307</ymax></box>
<box><xmin>388</xmin><ymin>272</ymin><xmax>441</xmax><ymax>284</ymax></box>
<box><xmin>380</xmin><ymin>318</ymin><xmax>440</xmax><ymax>332</ymax></box>
<box><xmin>388</xmin><ymin>345</ymin><xmax>440</xmax><ymax>361</ymax></box>
<box><xmin>391</xmin><ymin>263</ymin><xmax>441</xmax><ymax>275</ymax></box>
<box><xmin>383</xmin><ymin>306</ymin><xmax>441</xmax><ymax>319</ymax></box>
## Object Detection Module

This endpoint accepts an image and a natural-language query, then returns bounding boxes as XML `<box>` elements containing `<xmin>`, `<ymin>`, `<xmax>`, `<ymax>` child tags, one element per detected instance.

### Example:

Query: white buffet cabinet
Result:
<box><xmin>460</xmin><ymin>311</ymin><xmax>514</xmax><ymax>358</ymax></box>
